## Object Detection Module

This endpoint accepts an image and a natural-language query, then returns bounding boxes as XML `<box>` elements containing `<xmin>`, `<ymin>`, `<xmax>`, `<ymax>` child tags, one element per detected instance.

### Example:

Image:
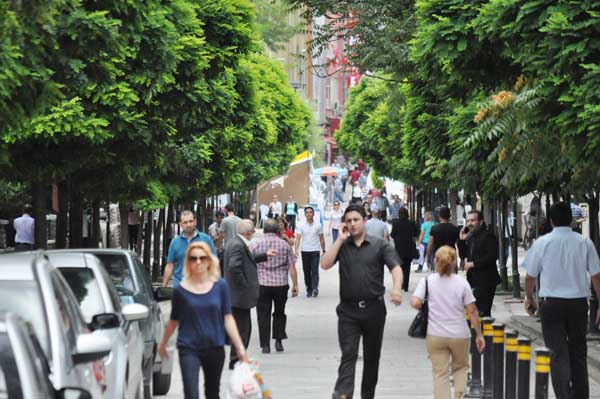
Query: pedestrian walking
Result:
<box><xmin>425</xmin><ymin>207</ymin><xmax>460</xmax><ymax>272</ymax></box>
<box><xmin>158</xmin><ymin>241</ymin><xmax>249</xmax><ymax>399</ymax></box>
<box><xmin>127</xmin><ymin>208</ymin><xmax>141</xmax><ymax>251</ymax></box>
<box><xmin>390</xmin><ymin>207</ymin><xmax>419</xmax><ymax>291</ymax></box>
<box><xmin>365</xmin><ymin>209</ymin><xmax>389</xmax><ymax>241</ymax></box>
<box><xmin>223</xmin><ymin>219</ymin><xmax>275</xmax><ymax>369</ymax></box>
<box><xmin>417</xmin><ymin>211</ymin><xmax>435</xmax><ymax>272</ymax></box>
<box><xmin>284</xmin><ymin>195</ymin><xmax>298</xmax><ymax>231</ymax></box>
<box><xmin>410</xmin><ymin>246</ymin><xmax>485</xmax><ymax>399</ymax></box>
<box><xmin>328</xmin><ymin>201</ymin><xmax>343</xmax><ymax>242</ymax></box>
<box><xmin>269</xmin><ymin>195</ymin><xmax>282</xmax><ymax>219</ymax></box>
<box><xmin>457</xmin><ymin>210</ymin><xmax>500</xmax><ymax>317</ymax></box>
<box><xmin>388</xmin><ymin>194</ymin><xmax>404</xmax><ymax>222</ymax></box>
<box><xmin>277</xmin><ymin>216</ymin><xmax>295</xmax><ymax>247</ymax></box>
<box><xmin>162</xmin><ymin>210</ymin><xmax>217</xmax><ymax>288</ymax></box>
<box><xmin>333</xmin><ymin>177</ymin><xmax>345</xmax><ymax>203</ymax></box>
<box><xmin>295</xmin><ymin>206</ymin><xmax>325</xmax><ymax>297</ymax></box>
<box><xmin>371</xmin><ymin>191</ymin><xmax>388</xmax><ymax>222</ymax></box>
<box><xmin>221</xmin><ymin>203</ymin><xmax>241</xmax><ymax>248</ymax></box>
<box><xmin>251</xmin><ymin>219</ymin><xmax>299</xmax><ymax>354</ymax></box>
<box><xmin>13</xmin><ymin>204</ymin><xmax>34</xmax><ymax>251</ymax></box>
<box><xmin>524</xmin><ymin>202</ymin><xmax>600</xmax><ymax>399</ymax></box>
<box><xmin>321</xmin><ymin>204</ymin><xmax>403</xmax><ymax>399</ymax></box>
<box><xmin>351</xmin><ymin>181</ymin><xmax>362</xmax><ymax>204</ymax></box>
<box><xmin>208</xmin><ymin>210</ymin><xmax>225</xmax><ymax>253</ymax></box>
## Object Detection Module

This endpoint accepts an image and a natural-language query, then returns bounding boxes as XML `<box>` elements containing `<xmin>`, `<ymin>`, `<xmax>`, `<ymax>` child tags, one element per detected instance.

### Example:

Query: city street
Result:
<box><xmin>158</xmin><ymin>257</ymin><xmax>600</xmax><ymax>398</ymax></box>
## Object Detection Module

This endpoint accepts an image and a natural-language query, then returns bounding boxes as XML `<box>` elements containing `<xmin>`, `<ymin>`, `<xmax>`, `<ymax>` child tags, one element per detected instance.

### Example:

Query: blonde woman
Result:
<box><xmin>158</xmin><ymin>241</ymin><xmax>248</xmax><ymax>399</ymax></box>
<box><xmin>410</xmin><ymin>246</ymin><xmax>485</xmax><ymax>399</ymax></box>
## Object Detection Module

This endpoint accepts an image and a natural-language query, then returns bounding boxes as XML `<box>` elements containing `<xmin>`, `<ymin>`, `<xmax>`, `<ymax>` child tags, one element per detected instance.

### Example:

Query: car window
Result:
<box><xmin>94</xmin><ymin>254</ymin><xmax>137</xmax><ymax>294</ymax></box>
<box><xmin>134</xmin><ymin>258</ymin><xmax>154</xmax><ymax>294</ymax></box>
<box><xmin>59</xmin><ymin>268</ymin><xmax>106</xmax><ymax>323</ymax></box>
<box><xmin>96</xmin><ymin>266</ymin><xmax>122</xmax><ymax>313</ymax></box>
<box><xmin>50</xmin><ymin>273</ymin><xmax>78</xmax><ymax>352</ymax></box>
<box><xmin>0</xmin><ymin>334</ymin><xmax>23</xmax><ymax>398</ymax></box>
<box><xmin>0</xmin><ymin>282</ymin><xmax>49</xmax><ymax>356</ymax></box>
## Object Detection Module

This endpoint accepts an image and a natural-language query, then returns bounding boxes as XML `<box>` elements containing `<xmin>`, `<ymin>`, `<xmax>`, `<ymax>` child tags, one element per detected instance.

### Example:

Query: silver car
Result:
<box><xmin>47</xmin><ymin>251</ymin><xmax>149</xmax><ymax>399</ymax></box>
<box><xmin>0</xmin><ymin>252</ymin><xmax>112</xmax><ymax>398</ymax></box>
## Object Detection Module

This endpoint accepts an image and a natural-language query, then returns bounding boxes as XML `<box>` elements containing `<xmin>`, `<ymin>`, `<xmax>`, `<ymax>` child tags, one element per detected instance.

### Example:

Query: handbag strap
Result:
<box><xmin>424</xmin><ymin>276</ymin><xmax>429</xmax><ymax>301</ymax></box>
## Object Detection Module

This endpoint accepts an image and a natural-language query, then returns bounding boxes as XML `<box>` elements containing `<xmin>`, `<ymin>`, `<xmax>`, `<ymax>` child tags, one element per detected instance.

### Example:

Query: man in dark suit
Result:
<box><xmin>224</xmin><ymin>219</ymin><xmax>275</xmax><ymax>368</ymax></box>
<box><xmin>457</xmin><ymin>210</ymin><xmax>500</xmax><ymax>317</ymax></box>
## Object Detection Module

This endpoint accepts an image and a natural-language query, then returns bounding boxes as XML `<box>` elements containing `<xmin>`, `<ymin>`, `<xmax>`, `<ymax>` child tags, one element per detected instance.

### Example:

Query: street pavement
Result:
<box><xmin>156</xmin><ymin>234</ymin><xmax>600</xmax><ymax>398</ymax></box>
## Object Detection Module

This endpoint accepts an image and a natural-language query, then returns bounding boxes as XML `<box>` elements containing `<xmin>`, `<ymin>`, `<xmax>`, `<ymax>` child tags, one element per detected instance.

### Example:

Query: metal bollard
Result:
<box><xmin>517</xmin><ymin>337</ymin><xmax>531</xmax><ymax>399</ymax></box>
<box><xmin>465</xmin><ymin>314</ymin><xmax>483</xmax><ymax>398</ymax></box>
<box><xmin>492</xmin><ymin>323</ymin><xmax>505</xmax><ymax>399</ymax></box>
<box><xmin>504</xmin><ymin>330</ymin><xmax>518</xmax><ymax>399</ymax></box>
<box><xmin>534</xmin><ymin>347</ymin><xmax>551</xmax><ymax>399</ymax></box>
<box><xmin>482</xmin><ymin>317</ymin><xmax>495</xmax><ymax>399</ymax></box>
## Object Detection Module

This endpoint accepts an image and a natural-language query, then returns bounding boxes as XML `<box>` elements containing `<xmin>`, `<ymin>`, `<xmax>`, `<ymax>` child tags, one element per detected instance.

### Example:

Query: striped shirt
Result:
<box><xmin>251</xmin><ymin>233</ymin><xmax>296</xmax><ymax>286</ymax></box>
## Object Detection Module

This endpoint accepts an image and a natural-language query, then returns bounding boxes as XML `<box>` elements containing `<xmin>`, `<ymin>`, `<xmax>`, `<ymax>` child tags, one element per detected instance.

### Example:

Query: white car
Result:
<box><xmin>0</xmin><ymin>252</ymin><xmax>111</xmax><ymax>398</ymax></box>
<box><xmin>47</xmin><ymin>251</ymin><xmax>148</xmax><ymax>399</ymax></box>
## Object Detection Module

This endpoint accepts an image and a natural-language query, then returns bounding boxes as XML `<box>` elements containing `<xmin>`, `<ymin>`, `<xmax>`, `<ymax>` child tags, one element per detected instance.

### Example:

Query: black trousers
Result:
<box><xmin>256</xmin><ymin>285</ymin><xmax>289</xmax><ymax>348</ymax></box>
<box><xmin>230</xmin><ymin>307</ymin><xmax>251</xmax><ymax>366</ymax></box>
<box><xmin>128</xmin><ymin>224</ymin><xmax>139</xmax><ymax>250</ymax></box>
<box><xmin>333</xmin><ymin>300</ymin><xmax>387</xmax><ymax>399</ymax></box>
<box><xmin>400</xmin><ymin>258</ymin><xmax>412</xmax><ymax>291</ymax></box>
<box><xmin>287</xmin><ymin>215</ymin><xmax>296</xmax><ymax>231</ymax></box>
<box><xmin>540</xmin><ymin>297</ymin><xmax>589</xmax><ymax>399</ymax></box>
<box><xmin>179</xmin><ymin>346</ymin><xmax>225</xmax><ymax>399</ymax></box>
<box><xmin>14</xmin><ymin>243</ymin><xmax>33</xmax><ymax>252</ymax></box>
<box><xmin>301</xmin><ymin>251</ymin><xmax>320</xmax><ymax>293</ymax></box>
<box><xmin>472</xmin><ymin>284</ymin><xmax>496</xmax><ymax>317</ymax></box>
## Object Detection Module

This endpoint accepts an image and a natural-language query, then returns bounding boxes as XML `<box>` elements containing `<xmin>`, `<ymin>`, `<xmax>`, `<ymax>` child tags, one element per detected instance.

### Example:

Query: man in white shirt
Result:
<box><xmin>295</xmin><ymin>206</ymin><xmax>326</xmax><ymax>297</ymax></box>
<box><xmin>13</xmin><ymin>204</ymin><xmax>35</xmax><ymax>251</ymax></box>
<box><xmin>221</xmin><ymin>203</ymin><xmax>241</xmax><ymax>248</ymax></box>
<box><xmin>270</xmin><ymin>195</ymin><xmax>282</xmax><ymax>219</ymax></box>
<box><xmin>365</xmin><ymin>209</ymin><xmax>389</xmax><ymax>241</ymax></box>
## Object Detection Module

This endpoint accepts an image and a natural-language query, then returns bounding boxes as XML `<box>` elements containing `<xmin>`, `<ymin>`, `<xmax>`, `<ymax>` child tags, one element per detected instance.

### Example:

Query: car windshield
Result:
<box><xmin>59</xmin><ymin>268</ymin><xmax>105</xmax><ymax>323</ymax></box>
<box><xmin>93</xmin><ymin>254</ymin><xmax>136</xmax><ymax>296</ymax></box>
<box><xmin>0</xmin><ymin>334</ymin><xmax>22</xmax><ymax>398</ymax></box>
<box><xmin>0</xmin><ymin>282</ymin><xmax>48</xmax><ymax>356</ymax></box>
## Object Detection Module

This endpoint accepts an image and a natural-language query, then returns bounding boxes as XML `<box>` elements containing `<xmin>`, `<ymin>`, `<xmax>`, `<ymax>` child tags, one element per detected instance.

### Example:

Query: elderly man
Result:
<box><xmin>224</xmin><ymin>219</ymin><xmax>275</xmax><ymax>369</ymax></box>
<box><xmin>251</xmin><ymin>219</ymin><xmax>298</xmax><ymax>353</ymax></box>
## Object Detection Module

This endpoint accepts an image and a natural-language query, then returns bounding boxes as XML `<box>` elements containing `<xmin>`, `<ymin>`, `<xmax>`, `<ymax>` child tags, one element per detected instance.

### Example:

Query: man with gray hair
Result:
<box><xmin>224</xmin><ymin>219</ymin><xmax>276</xmax><ymax>368</ymax></box>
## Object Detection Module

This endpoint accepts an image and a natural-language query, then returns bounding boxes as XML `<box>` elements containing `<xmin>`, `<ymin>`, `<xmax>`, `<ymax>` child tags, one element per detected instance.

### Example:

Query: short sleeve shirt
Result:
<box><xmin>336</xmin><ymin>236</ymin><xmax>400</xmax><ymax>301</ymax></box>
<box><xmin>420</xmin><ymin>221</ymin><xmax>435</xmax><ymax>244</ymax></box>
<box><xmin>166</xmin><ymin>230</ymin><xmax>217</xmax><ymax>287</ymax></box>
<box><xmin>414</xmin><ymin>274</ymin><xmax>475</xmax><ymax>338</ymax></box>
<box><xmin>220</xmin><ymin>216</ymin><xmax>241</xmax><ymax>246</ymax></box>
<box><xmin>170</xmin><ymin>279</ymin><xmax>231</xmax><ymax>350</ymax></box>
<box><xmin>365</xmin><ymin>219</ymin><xmax>388</xmax><ymax>240</ymax></box>
<box><xmin>297</xmin><ymin>221</ymin><xmax>323</xmax><ymax>252</ymax></box>
<box><xmin>430</xmin><ymin>223</ymin><xmax>460</xmax><ymax>253</ymax></box>
<box><xmin>525</xmin><ymin>226</ymin><xmax>600</xmax><ymax>298</ymax></box>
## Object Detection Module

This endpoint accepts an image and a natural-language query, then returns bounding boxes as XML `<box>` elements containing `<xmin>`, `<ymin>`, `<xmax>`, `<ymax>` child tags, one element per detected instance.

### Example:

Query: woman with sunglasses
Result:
<box><xmin>328</xmin><ymin>202</ymin><xmax>343</xmax><ymax>242</ymax></box>
<box><xmin>158</xmin><ymin>241</ymin><xmax>248</xmax><ymax>399</ymax></box>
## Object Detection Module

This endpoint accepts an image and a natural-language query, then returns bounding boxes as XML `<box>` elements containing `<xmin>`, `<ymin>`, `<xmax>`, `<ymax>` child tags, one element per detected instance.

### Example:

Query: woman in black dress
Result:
<box><xmin>390</xmin><ymin>207</ymin><xmax>419</xmax><ymax>291</ymax></box>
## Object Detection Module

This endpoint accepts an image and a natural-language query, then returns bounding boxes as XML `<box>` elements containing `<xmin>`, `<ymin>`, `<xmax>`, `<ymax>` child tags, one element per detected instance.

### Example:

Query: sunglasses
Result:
<box><xmin>188</xmin><ymin>255</ymin><xmax>210</xmax><ymax>262</ymax></box>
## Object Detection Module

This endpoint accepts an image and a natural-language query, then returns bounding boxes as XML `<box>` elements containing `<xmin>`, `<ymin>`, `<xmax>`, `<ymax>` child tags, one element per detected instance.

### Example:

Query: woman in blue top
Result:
<box><xmin>417</xmin><ymin>211</ymin><xmax>435</xmax><ymax>272</ymax></box>
<box><xmin>159</xmin><ymin>241</ymin><xmax>248</xmax><ymax>399</ymax></box>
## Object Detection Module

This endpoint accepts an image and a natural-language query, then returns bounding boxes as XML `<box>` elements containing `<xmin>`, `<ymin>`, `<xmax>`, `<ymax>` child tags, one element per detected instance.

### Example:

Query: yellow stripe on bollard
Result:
<box><xmin>483</xmin><ymin>323</ymin><xmax>494</xmax><ymax>336</ymax></box>
<box><xmin>518</xmin><ymin>344</ymin><xmax>531</xmax><ymax>360</ymax></box>
<box><xmin>535</xmin><ymin>355</ymin><xmax>551</xmax><ymax>374</ymax></box>
<box><xmin>493</xmin><ymin>330</ymin><xmax>505</xmax><ymax>343</ymax></box>
<box><xmin>506</xmin><ymin>337</ymin><xmax>518</xmax><ymax>352</ymax></box>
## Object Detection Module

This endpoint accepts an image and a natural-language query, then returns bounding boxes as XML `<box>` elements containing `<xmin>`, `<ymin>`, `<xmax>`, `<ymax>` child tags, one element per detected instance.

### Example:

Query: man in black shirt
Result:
<box><xmin>426</xmin><ymin>206</ymin><xmax>460</xmax><ymax>272</ymax></box>
<box><xmin>322</xmin><ymin>204</ymin><xmax>403</xmax><ymax>399</ymax></box>
<box><xmin>457</xmin><ymin>210</ymin><xmax>501</xmax><ymax>317</ymax></box>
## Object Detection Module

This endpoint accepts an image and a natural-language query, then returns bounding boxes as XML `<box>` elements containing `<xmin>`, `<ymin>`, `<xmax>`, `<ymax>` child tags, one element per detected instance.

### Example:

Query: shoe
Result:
<box><xmin>307</xmin><ymin>291</ymin><xmax>312</xmax><ymax>298</ymax></box>
<box><xmin>312</xmin><ymin>288</ymin><xmax>319</xmax><ymax>297</ymax></box>
<box><xmin>275</xmin><ymin>340</ymin><xmax>284</xmax><ymax>352</ymax></box>
<box><xmin>261</xmin><ymin>346</ymin><xmax>270</xmax><ymax>354</ymax></box>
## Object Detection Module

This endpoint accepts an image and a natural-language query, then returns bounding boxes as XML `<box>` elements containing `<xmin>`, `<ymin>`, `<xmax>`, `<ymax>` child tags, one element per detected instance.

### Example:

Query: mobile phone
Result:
<box><xmin>462</xmin><ymin>226</ymin><xmax>469</xmax><ymax>234</ymax></box>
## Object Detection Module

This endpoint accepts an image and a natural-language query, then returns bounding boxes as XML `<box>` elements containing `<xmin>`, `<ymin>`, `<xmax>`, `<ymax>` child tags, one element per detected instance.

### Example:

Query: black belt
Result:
<box><xmin>342</xmin><ymin>296</ymin><xmax>383</xmax><ymax>309</ymax></box>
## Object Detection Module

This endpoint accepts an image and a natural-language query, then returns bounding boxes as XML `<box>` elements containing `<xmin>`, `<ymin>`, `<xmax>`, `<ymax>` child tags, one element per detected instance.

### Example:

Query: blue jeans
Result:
<box><xmin>179</xmin><ymin>346</ymin><xmax>225</xmax><ymax>399</ymax></box>
<box><xmin>332</xmin><ymin>228</ymin><xmax>339</xmax><ymax>242</ymax></box>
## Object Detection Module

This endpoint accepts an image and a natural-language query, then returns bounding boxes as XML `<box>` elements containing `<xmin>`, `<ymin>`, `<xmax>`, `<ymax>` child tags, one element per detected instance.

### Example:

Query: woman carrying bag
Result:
<box><xmin>410</xmin><ymin>246</ymin><xmax>485</xmax><ymax>399</ymax></box>
<box><xmin>159</xmin><ymin>241</ymin><xmax>249</xmax><ymax>399</ymax></box>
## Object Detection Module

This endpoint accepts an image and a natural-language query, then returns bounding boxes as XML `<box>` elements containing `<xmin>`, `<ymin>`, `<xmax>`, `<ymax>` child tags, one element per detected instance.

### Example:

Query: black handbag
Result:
<box><xmin>408</xmin><ymin>277</ymin><xmax>428</xmax><ymax>338</ymax></box>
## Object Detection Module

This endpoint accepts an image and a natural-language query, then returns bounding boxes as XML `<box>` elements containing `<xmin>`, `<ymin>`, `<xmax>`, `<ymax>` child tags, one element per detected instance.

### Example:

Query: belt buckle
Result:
<box><xmin>358</xmin><ymin>300</ymin><xmax>367</xmax><ymax>309</ymax></box>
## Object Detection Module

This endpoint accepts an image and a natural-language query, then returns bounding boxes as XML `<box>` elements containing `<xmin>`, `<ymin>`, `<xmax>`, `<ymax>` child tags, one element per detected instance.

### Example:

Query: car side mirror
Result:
<box><xmin>89</xmin><ymin>313</ymin><xmax>120</xmax><ymax>331</ymax></box>
<box><xmin>56</xmin><ymin>387</ymin><xmax>93</xmax><ymax>399</ymax></box>
<box><xmin>72</xmin><ymin>334</ymin><xmax>111</xmax><ymax>365</ymax></box>
<box><xmin>154</xmin><ymin>287</ymin><xmax>173</xmax><ymax>302</ymax></box>
<box><xmin>122</xmin><ymin>303</ymin><xmax>149</xmax><ymax>322</ymax></box>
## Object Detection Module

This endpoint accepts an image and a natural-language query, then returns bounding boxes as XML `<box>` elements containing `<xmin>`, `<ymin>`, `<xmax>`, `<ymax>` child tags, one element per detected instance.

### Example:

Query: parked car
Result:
<box><xmin>70</xmin><ymin>249</ymin><xmax>174</xmax><ymax>398</ymax></box>
<box><xmin>0</xmin><ymin>312</ymin><xmax>95</xmax><ymax>399</ymax></box>
<box><xmin>47</xmin><ymin>251</ymin><xmax>149</xmax><ymax>399</ymax></box>
<box><xmin>0</xmin><ymin>252</ymin><xmax>112</xmax><ymax>398</ymax></box>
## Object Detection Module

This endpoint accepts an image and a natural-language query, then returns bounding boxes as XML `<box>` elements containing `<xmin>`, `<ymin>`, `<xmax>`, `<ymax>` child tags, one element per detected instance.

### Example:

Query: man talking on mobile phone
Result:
<box><xmin>321</xmin><ymin>204</ymin><xmax>403</xmax><ymax>399</ymax></box>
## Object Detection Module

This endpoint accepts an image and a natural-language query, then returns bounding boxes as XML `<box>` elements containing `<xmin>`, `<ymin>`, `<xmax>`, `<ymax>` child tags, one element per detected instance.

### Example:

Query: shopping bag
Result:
<box><xmin>227</xmin><ymin>362</ymin><xmax>261</xmax><ymax>399</ymax></box>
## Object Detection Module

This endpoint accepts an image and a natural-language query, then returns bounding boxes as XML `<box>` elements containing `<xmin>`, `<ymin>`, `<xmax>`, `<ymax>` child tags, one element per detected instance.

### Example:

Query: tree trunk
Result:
<box><xmin>152</xmin><ymin>208</ymin><xmax>164</xmax><ymax>282</ymax></box>
<box><xmin>588</xmin><ymin>192</ymin><xmax>600</xmax><ymax>250</ymax></box>
<box><xmin>91</xmin><ymin>198</ymin><xmax>100</xmax><ymax>248</ymax></box>
<box><xmin>143</xmin><ymin>211</ymin><xmax>152</xmax><ymax>271</ymax></box>
<box><xmin>500</xmin><ymin>199</ymin><xmax>509</xmax><ymax>291</ymax></box>
<box><xmin>511</xmin><ymin>196</ymin><xmax>521</xmax><ymax>298</ymax></box>
<box><xmin>449</xmin><ymin>189</ymin><xmax>459</xmax><ymax>224</ymax></box>
<box><xmin>32</xmin><ymin>181</ymin><xmax>47</xmax><ymax>249</ymax></box>
<box><xmin>68</xmin><ymin>181</ymin><xmax>83</xmax><ymax>248</ymax></box>
<box><xmin>55</xmin><ymin>181</ymin><xmax>68</xmax><ymax>249</ymax></box>
<box><xmin>162</xmin><ymin>203</ymin><xmax>175</xmax><ymax>274</ymax></box>
<box><xmin>106</xmin><ymin>199</ymin><xmax>111</xmax><ymax>248</ymax></box>
<box><xmin>119</xmin><ymin>203</ymin><xmax>129</xmax><ymax>249</ymax></box>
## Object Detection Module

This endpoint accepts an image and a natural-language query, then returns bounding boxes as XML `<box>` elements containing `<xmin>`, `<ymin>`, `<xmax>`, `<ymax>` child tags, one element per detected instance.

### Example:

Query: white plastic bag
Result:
<box><xmin>227</xmin><ymin>362</ymin><xmax>261</xmax><ymax>399</ymax></box>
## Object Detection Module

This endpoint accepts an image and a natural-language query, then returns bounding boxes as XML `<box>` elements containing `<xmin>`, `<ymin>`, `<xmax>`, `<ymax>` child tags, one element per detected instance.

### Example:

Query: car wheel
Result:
<box><xmin>152</xmin><ymin>372</ymin><xmax>171</xmax><ymax>396</ymax></box>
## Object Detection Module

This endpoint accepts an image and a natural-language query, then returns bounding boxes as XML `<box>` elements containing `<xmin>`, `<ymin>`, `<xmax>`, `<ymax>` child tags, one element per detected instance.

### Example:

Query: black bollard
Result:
<box><xmin>482</xmin><ymin>317</ymin><xmax>495</xmax><ymax>399</ymax></box>
<box><xmin>534</xmin><ymin>347</ymin><xmax>551</xmax><ymax>399</ymax></box>
<box><xmin>504</xmin><ymin>330</ymin><xmax>518</xmax><ymax>399</ymax></box>
<box><xmin>517</xmin><ymin>337</ymin><xmax>531</xmax><ymax>399</ymax></box>
<box><xmin>492</xmin><ymin>323</ymin><xmax>505</xmax><ymax>399</ymax></box>
<box><xmin>465</xmin><ymin>314</ymin><xmax>483</xmax><ymax>398</ymax></box>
